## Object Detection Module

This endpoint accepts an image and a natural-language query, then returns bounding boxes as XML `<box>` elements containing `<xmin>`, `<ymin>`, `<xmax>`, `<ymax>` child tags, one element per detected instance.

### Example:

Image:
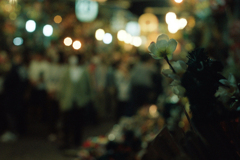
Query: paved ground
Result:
<box><xmin>0</xmin><ymin>137</ymin><xmax>72</xmax><ymax>160</ymax></box>
<box><xmin>0</xmin><ymin>120</ymin><xmax>115</xmax><ymax>160</ymax></box>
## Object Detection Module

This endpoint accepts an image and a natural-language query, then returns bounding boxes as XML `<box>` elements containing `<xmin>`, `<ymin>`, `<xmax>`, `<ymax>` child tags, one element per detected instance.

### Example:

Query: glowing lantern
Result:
<box><xmin>138</xmin><ymin>13</ymin><xmax>158</xmax><ymax>33</ymax></box>
<box><xmin>75</xmin><ymin>0</ymin><xmax>98</xmax><ymax>22</ymax></box>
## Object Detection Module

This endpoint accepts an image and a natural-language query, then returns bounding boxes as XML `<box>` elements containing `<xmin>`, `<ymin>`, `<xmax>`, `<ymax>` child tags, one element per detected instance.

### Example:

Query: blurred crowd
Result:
<box><xmin>0</xmin><ymin>47</ymin><xmax>163</xmax><ymax>150</ymax></box>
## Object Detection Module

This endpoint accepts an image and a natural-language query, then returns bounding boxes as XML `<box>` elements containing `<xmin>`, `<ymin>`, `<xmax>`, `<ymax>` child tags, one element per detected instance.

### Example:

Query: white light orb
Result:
<box><xmin>165</xmin><ymin>12</ymin><xmax>177</xmax><ymax>24</ymax></box>
<box><xmin>117</xmin><ymin>30</ymin><xmax>127</xmax><ymax>41</ymax></box>
<box><xmin>124</xmin><ymin>33</ymin><xmax>132</xmax><ymax>44</ymax></box>
<box><xmin>43</xmin><ymin>24</ymin><xmax>53</xmax><ymax>37</ymax></box>
<box><xmin>175</xmin><ymin>0</ymin><xmax>183</xmax><ymax>3</ymax></box>
<box><xmin>103</xmin><ymin>33</ymin><xmax>112</xmax><ymax>44</ymax></box>
<box><xmin>179</xmin><ymin>18</ymin><xmax>187</xmax><ymax>29</ymax></box>
<box><xmin>13</xmin><ymin>37</ymin><xmax>23</xmax><ymax>46</ymax></box>
<box><xmin>25</xmin><ymin>20</ymin><xmax>36</xmax><ymax>32</ymax></box>
<box><xmin>63</xmin><ymin>37</ymin><xmax>73</xmax><ymax>46</ymax></box>
<box><xmin>75</xmin><ymin>0</ymin><xmax>98</xmax><ymax>22</ymax></box>
<box><xmin>95</xmin><ymin>29</ymin><xmax>105</xmax><ymax>41</ymax></box>
<box><xmin>168</xmin><ymin>23</ymin><xmax>179</xmax><ymax>33</ymax></box>
<box><xmin>72</xmin><ymin>40</ymin><xmax>82</xmax><ymax>50</ymax></box>
<box><xmin>125</xmin><ymin>21</ymin><xmax>141</xmax><ymax>36</ymax></box>
<box><xmin>132</xmin><ymin>36</ymin><xmax>142</xmax><ymax>47</ymax></box>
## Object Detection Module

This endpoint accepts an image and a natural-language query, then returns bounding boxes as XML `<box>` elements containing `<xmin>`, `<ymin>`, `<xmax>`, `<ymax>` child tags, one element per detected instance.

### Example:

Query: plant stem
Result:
<box><xmin>164</xmin><ymin>56</ymin><xmax>176</xmax><ymax>74</ymax></box>
<box><xmin>164</xmin><ymin>56</ymin><xmax>195</xmax><ymax>132</ymax></box>
<box><xmin>181</xmin><ymin>105</ymin><xmax>196</xmax><ymax>133</ymax></box>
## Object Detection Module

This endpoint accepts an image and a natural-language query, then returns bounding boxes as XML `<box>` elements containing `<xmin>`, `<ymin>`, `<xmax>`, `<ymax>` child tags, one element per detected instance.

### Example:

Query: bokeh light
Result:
<box><xmin>175</xmin><ymin>0</ymin><xmax>183</xmax><ymax>3</ymax></box>
<box><xmin>75</xmin><ymin>0</ymin><xmax>98</xmax><ymax>22</ymax></box>
<box><xmin>43</xmin><ymin>24</ymin><xmax>53</xmax><ymax>37</ymax></box>
<box><xmin>138</xmin><ymin>13</ymin><xmax>159</xmax><ymax>33</ymax></box>
<box><xmin>188</xmin><ymin>16</ymin><xmax>195</xmax><ymax>28</ymax></box>
<box><xmin>9</xmin><ymin>0</ymin><xmax>17</xmax><ymax>5</ymax></box>
<box><xmin>72</xmin><ymin>40</ymin><xmax>81</xmax><ymax>50</ymax></box>
<box><xmin>125</xmin><ymin>21</ymin><xmax>141</xmax><ymax>36</ymax></box>
<box><xmin>149</xmin><ymin>104</ymin><xmax>159</xmax><ymax>117</ymax></box>
<box><xmin>103</xmin><ymin>33</ymin><xmax>112</xmax><ymax>44</ymax></box>
<box><xmin>63</xmin><ymin>37</ymin><xmax>73</xmax><ymax>46</ymax></box>
<box><xmin>9</xmin><ymin>12</ymin><xmax>17</xmax><ymax>20</ymax></box>
<box><xmin>165</xmin><ymin>12</ymin><xmax>177</xmax><ymax>24</ymax></box>
<box><xmin>132</xmin><ymin>36</ymin><xmax>142</xmax><ymax>47</ymax></box>
<box><xmin>54</xmin><ymin>15</ymin><xmax>62</xmax><ymax>24</ymax></box>
<box><xmin>25</xmin><ymin>20</ymin><xmax>36</xmax><ymax>32</ymax></box>
<box><xmin>124</xmin><ymin>33</ymin><xmax>132</xmax><ymax>44</ymax></box>
<box><xmin>108</xmin><ymin>134</ymin><xmax>115</xmax><ymax>141</ymax></box>
<box><xmin>179</xmin><ymin>18</ymin><xmax>187</xmax><ymax>29</ymax></box>
<box><xmin>95</xmin><ymin>29</ymin><xmax>105</xmax><ymax>41</ymax></box>
<box><xmin>168</xmin><ymin>23</ymin><xmax>179</xmax><ymax>33</ymax></box>
<box><xmin>170</xmin><ymin>95</ymin><xmax>179</xmax><ymax>103</ymax></box>
<box><xmin>117</xmin><ymin>30</ymin><xmax>127</xmax><ymax>41</ymax></box>
<box><xmin>13</xmin><ymin>37</ymin><xmax>23</xmax><ymax>46</ymax></box>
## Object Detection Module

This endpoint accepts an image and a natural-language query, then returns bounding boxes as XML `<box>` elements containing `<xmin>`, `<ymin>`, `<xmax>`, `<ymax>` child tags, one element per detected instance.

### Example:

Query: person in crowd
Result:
<box><xmin>58</xmin><ymin>54</ymin><xmax>93</xmax><ymax>149</ymax></box>
<box><xmin>114</xmin><ymin>60</ymin><xmax>131</xmax><ymax>122</ymax></box>
<box><xmin>0</xmin><ymin>50</ymin><xmax>10</xmax><ymax>135</ymax></box>
<box><xmin>94</xmin><ymin>55</ymin><xmax>108</xmax><ymax>118</ymax></box>
<box><xmin>28</xmin><ymin>52</ymin><xmax>50</xmax><ymax>124</ymax></box>
<box><xmin>128</xmin><ymin>53</ymin><xmax>157</xmax><ymax>116</ymax></box>
<box><xmin>45</xmin><ymin>51</ymin><xmax>67</xmax><ymax>141</ymax></box>
<box><xmin>1</xmin><ymin>53</ymin><xmax>28</xmax><ymax>141</ymax></box>
<box><xmin>104</xmin><ymin>59</ymin><xmax>118</xmax><ymax>119</ymax></box>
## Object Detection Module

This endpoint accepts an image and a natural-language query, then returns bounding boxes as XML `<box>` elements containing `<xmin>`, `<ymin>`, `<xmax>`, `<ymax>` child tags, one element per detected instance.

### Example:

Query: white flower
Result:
<box><xmin>215</xmin><ymin>73</ymin><xmax>239</xmax><ymax>103</ymax></box>
<box><xmin>170</xmin><ymin>80</ymin><xmax>186</xmax><ymax>97</ymax></box>
<box><xmin>162</xmin><ymin>60</ymin><xmax>187</xmax><ymax>80</ymax></box>
<box><xmin>161</xmin><ymin>60</ymin><xmax>187</xmax><ymax>97</ymax></box>
<box><xmin>148</xmin><ymin>34</ymin><xmax>177</xmax><ymax>60</ymax></box>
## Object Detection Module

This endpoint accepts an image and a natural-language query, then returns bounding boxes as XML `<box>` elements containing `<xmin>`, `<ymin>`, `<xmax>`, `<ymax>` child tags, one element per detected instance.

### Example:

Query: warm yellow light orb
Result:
<box><xmin>54</xmin><ymin>15</ymin><xmax>62</xmax><ymax>24</ymax></box>
<box><xmin>117</xmin><ymin>30</ymin><xmax>127</xmax><ymax>41</ymax></box>
<box><xmin>138</xmin><ymin>13</ymin><xmax>159</xmax><ymax>33</ymax></box>
<box><xmin>72</xmin><ymin>40</ymin><xmax>81</xmax><ymax>50</ymax></box>
<box><xmin>95</xmin><ymin>29</ymin><xmax>105</xmax><ymax>41</ymax></box>
<box><xmin>149</xmin><ymin>104</ymin><xmax>159</xmax><ymax>117</ymax></box>
<box><xmin>63</xmin><ymin>37</ymin><xmax>73</xmax><ymax>46</ymax></box>
<box><xmin>149</xmin><ymin>105</ymin><xmax>157</xmax><ymax>114</ymax></box>
<box><xmin>124</xmin><ymin>33</ymin><xmax>132</xmax><ymax>44</ymax></box>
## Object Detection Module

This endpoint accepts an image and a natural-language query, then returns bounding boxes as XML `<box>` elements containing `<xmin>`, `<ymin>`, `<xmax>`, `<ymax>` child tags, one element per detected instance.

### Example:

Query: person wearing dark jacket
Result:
<box><xmin>1</xmin><ymin>53</ymin><xmax>28</xmax><ymax>141</ymax></box>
